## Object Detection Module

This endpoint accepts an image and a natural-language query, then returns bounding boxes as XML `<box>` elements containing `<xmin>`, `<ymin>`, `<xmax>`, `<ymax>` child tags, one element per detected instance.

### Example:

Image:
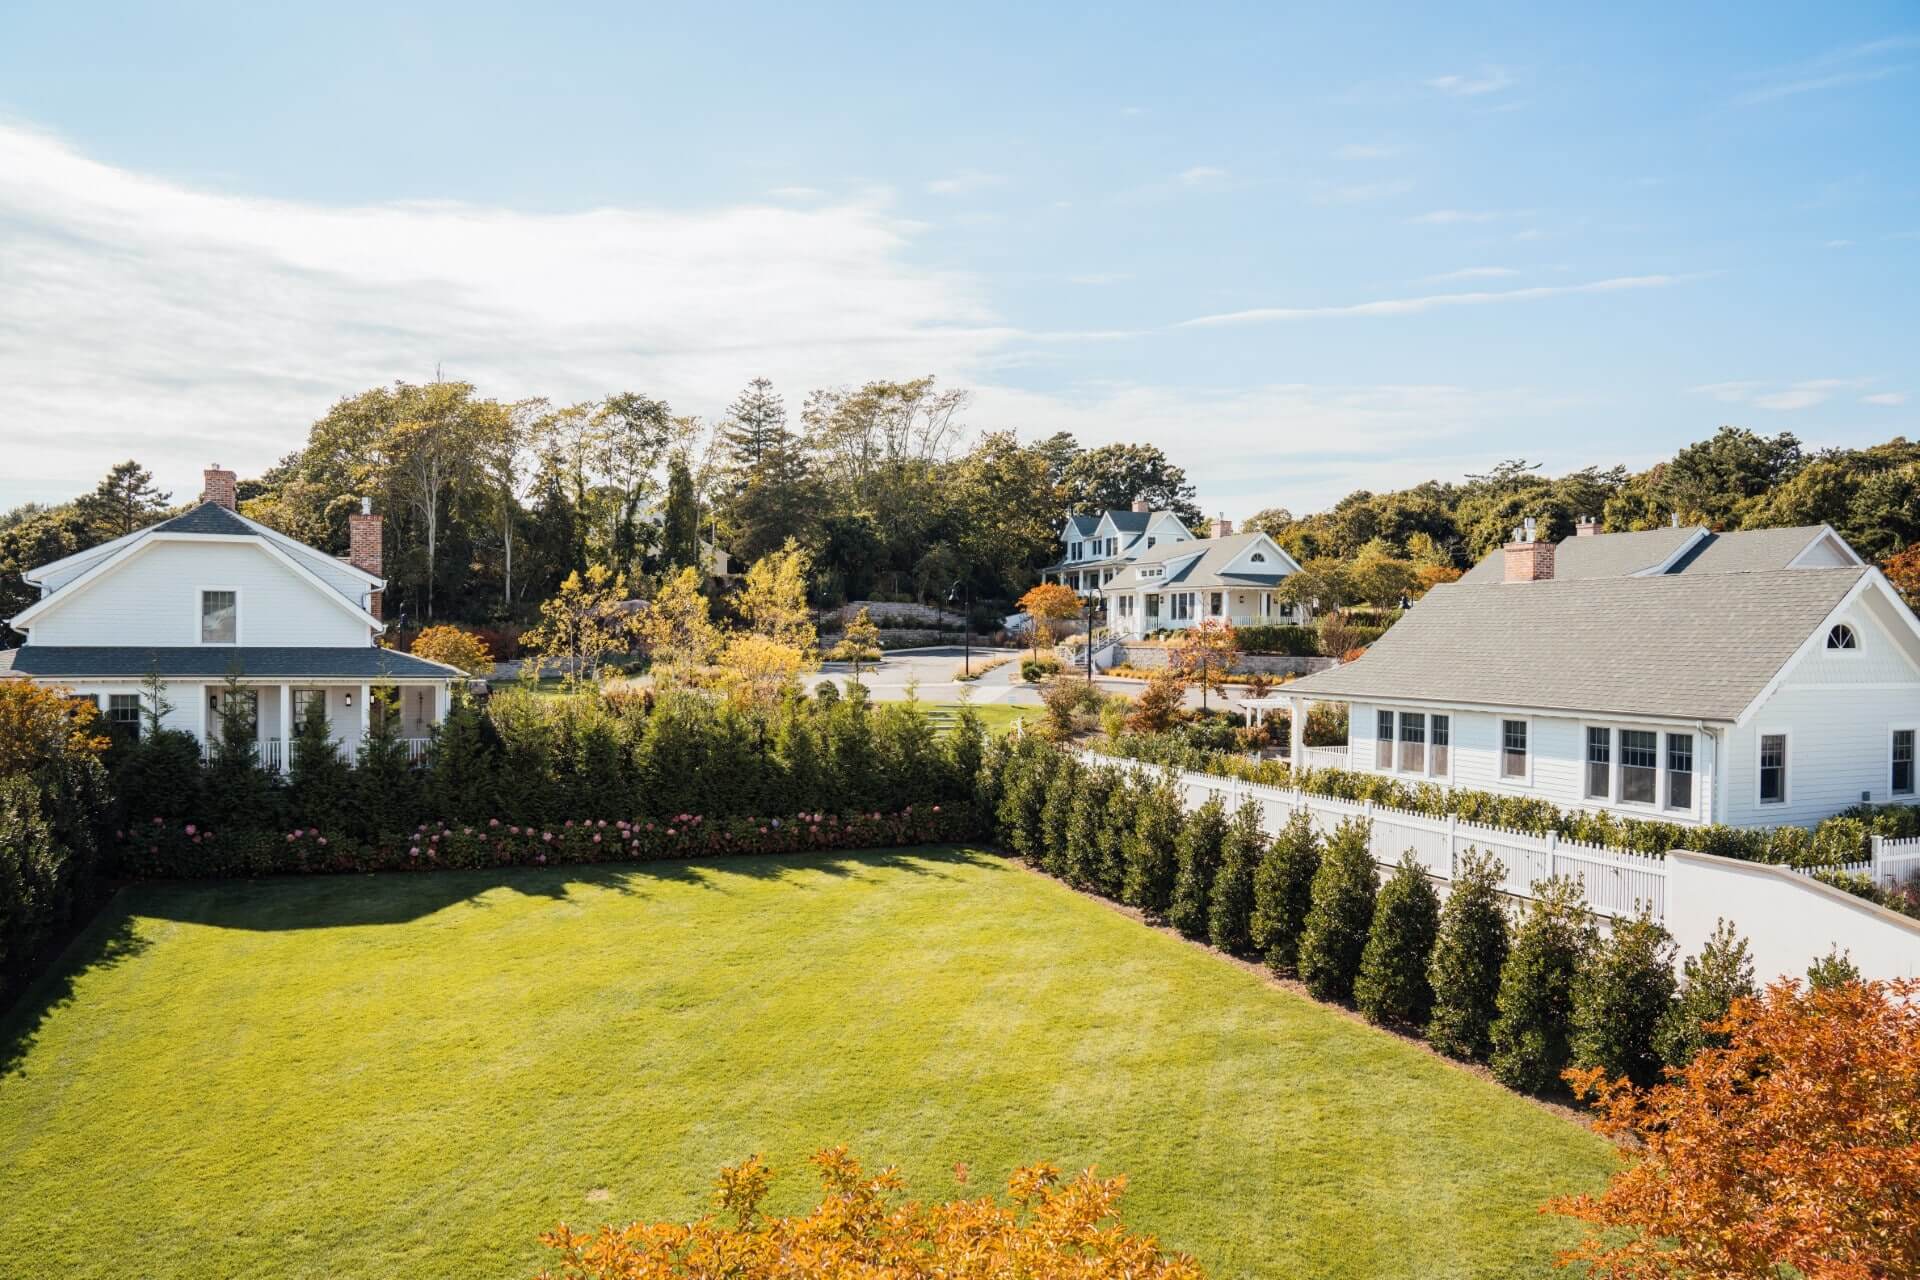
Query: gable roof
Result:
<box><xmin>1672</xmin><ymin>525</ymin><xmax>1855</xmax><ymax>574</ymax></box>
<box><xmin>1284</xmin><ymin>566</ymin><xmax>1871</xmax><ymax>722</ymax></box>
<box><xmin>1458</xmin><ymin>526</ymin><xmax>1700</xmax><ymax>583</ymax></box>
<box><xmin>1456</xmin><ymin>524</ymin><xmax>1849</xmax><ymax>585</ymax></box>
<box><xmin>1105</xmin><ymin>531</ymin><xmax>1298</xmax><ymax>590</ymax></box>
<box><xmin>152</xmin><ymin>503</ymin><xmax>257</xmax><ymax>536</ymax></box>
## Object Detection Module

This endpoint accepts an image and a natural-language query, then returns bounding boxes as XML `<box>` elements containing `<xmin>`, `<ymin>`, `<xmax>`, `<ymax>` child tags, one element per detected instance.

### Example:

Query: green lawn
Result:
<box><xmin>936</xmin><ymin>700</ymin><xmax>1039</xmax><ymax>734</ymax></box>
<box><xmin>0</xmin><ymin>849</ymin><xmax>1611</xmax><ymax>1279</ymax></box>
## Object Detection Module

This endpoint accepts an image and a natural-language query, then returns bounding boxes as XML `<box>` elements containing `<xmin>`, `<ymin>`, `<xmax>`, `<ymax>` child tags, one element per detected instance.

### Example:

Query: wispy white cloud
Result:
<box><xmin>1179</xmin><ymin>275</ymin><xmax>1686</xmax><ymax>327</ymax></box>
<box><xmin>0</xmin><ymin>122</ymin><xmax>1019</xmax><ymax>502</ymax></box>
<box><xmin>1735</xmin><ymin>34</ymin><xmax>1916</xmax><ymax>105</ymax></box>
<box><xmin>1689</xmin><ymin>377</ymin><xmax>1871</xmax><ymax>411</ymax></box>
<box><xmin>1421</xmin><ymin>266</ymin><xmax>1521</xmax><ymax>283</ymax></box>
<box><xmin>1863</xmin><ymin>391</ymin><xmax>1909</xmax><ymax>406</ymax></box>
<box><xmin>1177</xmin><ymin>165</ymin><xmax>1230</xmax><ymax>186</ymax></box>
<box><xmin>1426</xmin><ymin>67</ymin><xmax>1513</xmax><ymax>96</ymax></box>
<box><xmin>1825</xmin><ymin>238</ymin><xmax>1855</xmax><ymax>248</ymax></box>
<box><xmin>925</xmin><ymin>170</ymin><xmax>1007</xmax><ymax>196</ymax></box>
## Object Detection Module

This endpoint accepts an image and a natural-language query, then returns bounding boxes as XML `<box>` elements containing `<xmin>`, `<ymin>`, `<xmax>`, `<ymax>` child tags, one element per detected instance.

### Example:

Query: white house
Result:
<box><xmin>1040</xmin><ymin>500</ymin><xmax>1200</xmax><ymax>594</ymax></box>
<box><xmin>1277</xmin><ymin>518</ymin><xmax>1920</xmax><ymax>829</ymax></box>
<box><xmin>0</xmin><ymin>466</ymin><xmax>461</xmax><ymax>769</ymax></box>
<box><xmin>1100</xmin><ymin>522</ymin><xmax>1306</xmax><ymax>640</ymax></box>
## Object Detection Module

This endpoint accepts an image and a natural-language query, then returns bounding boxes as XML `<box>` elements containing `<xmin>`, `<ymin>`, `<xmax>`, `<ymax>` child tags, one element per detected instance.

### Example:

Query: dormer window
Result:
<box><xmin>1250</xmin><ymin>552</ymin><xmax>1267</xmax><ymax>563</ymax></box>
<box><xmin>201</xmin><ymin>589</ymin><xmax>238</xmax><ymax>644</ymax></box>
<box><xmin>1826</xmin><ymin>623</ymin><xmax>1858</xmax><ymax>651</ymax></box>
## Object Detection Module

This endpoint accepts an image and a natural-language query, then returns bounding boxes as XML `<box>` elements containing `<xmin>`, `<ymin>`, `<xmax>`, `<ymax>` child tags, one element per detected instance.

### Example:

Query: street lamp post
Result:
<box><xmin>946</xmin><ymin>579</ymin><xmax>972</xmax><ymax>677</ymax></box>
<box><xmin>1083</xmin><ymin>591</ymin><xmax>1100</xmax><ymax>683</ymax></box>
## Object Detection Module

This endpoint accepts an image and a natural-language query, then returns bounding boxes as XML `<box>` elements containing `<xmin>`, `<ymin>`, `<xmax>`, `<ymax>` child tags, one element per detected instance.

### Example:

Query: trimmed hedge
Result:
<box><xmin>1298</xmin><ymin>819</ymin><xmax>1377</xmax><ymax>1003</ymax></box>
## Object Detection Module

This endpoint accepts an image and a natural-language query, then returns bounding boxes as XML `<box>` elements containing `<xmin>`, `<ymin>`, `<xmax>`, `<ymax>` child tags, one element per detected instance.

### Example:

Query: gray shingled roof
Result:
<box><xmin>1284</xmin><ymin>567</ymin><xmax>1867</xmax><ymax>722</ymax></box>
<box><xmin>0</xmin><ymin>646</ymin><xmax>460</xmax><ymax>679</ymax></box>
<box><xmin>1106</xmin><ymin>532</ymin><xmax>1290</xmax><ymax>591</ymax></box>
<box><xmin>1458</xmin><ymin>526</ymin><xmax>1698</xmax><ymax>583</ymax></box>
<box><xmin>1065</xmin><ymin>514</ymin><xmax>1101</xmax><ymax>537</ymax></box>
<box><xmin>1673</xmin><ymin>526</ymin><xmax>1832</xmax><ymax>574</ymax></box>
<box><xmin>153</xmin><ymin>502</ymin><xmax>258</xmax><ymax>536</ymax></box>
<box><xmin>1107</xmin><ymin>510</ymin><xmax>1154</xmax><ymax>533</ymax></box>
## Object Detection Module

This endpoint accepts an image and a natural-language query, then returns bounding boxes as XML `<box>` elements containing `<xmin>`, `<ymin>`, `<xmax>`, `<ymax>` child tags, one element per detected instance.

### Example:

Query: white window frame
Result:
<box><xmin>1584</xmin><ymin>725</ymin><xmax>1613</xmax><ymax>801</ymax></box>
<box><xmin>1891</xmin><ymin>725</ymin><xmax>1916</xmax><ymax>799</ymax></box>
<box><xmin>1756</xmin><ymin>729</ymin><xmax>1790</xmax><ymax>808</ymax></box>
<box><xmin>1500</xmin><ymin>717</ymin><xmax>1532</xmax><ymax>784</ymax></box>
<box><xmin>1375</xmin><ymin>709</ymin><xmax>1394</xmax><ymax>771</ymax></box>
<box><xmin>1664</xmin><ymin>731</ymin><xmax>1697</xmax><ymax>814</ymax></box>
<box><xmin>198</xmin><ymin>586</ymin><xmax>242</xmax><ymax>645</ymax></box>
<box><xmin>1374</xmin><ymin>707</ymin><xmax>1453</xmax><ymax>780</ymax></box>
<box><xmin>1825</xmin><ymin>622</ymin><xmax>1861</xmax><ymax>654</ymax></box>
<box><xmin>1616</xmin><ymin>727</ymin><xmax>1661</xmax><ymax>808</ymax></box>
<box><xmin>1428</xmin><ymin>712</ymin><xmax>1453</xmax><ymax>781</ymax></box>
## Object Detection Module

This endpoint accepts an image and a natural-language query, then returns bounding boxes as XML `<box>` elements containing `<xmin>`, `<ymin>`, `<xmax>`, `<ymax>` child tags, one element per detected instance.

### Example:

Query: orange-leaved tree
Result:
<box><xmin>534</xmin><ymin>1146</ymin><xmax>1203</xmax><ymax>1280</ymax></box>
<box><xmin>1883</xmin><ymin>546</ymin><xmax>1920</xmax><ymax>610</ymax></box>
<box><xmin>1017</xmin><ymin>582</ymin><xmax>1083</xmax><ymax>656</ymax></box>
<box><xmin>1167</xmin><ymin>618</ymin><xmax>1240</xmax><ymax>711</ymax></box>
<box><xmin>410</xmin><ymin>624</ymin><xmax>495</xmax><ymax>675</ymax></box>
<box><xmin>0</xmin><ymin>682</ymin><xmax>110</xmax><ymax>775</ymax></box>
<box><xmin>1548</xmin><ymin>976</ymin><xmax>1920</xmax><ymax>1280</ymax></box>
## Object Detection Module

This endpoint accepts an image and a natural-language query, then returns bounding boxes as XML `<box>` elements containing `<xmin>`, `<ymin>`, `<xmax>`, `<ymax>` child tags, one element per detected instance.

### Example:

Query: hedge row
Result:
<box><xmin>111</xmin><ymin>683</ymin><xmax>985</xmax><ymax>853</ymax></box>
<box><xmin>1099</xmin><ymin>725</ymin><xmax>1920</xmax><ymax>868</ymax></box>
<box><xmin>116</xmin><ymin>805</ymin><xmax>978</xmax><ymax>881</ymax></box>
<box><xmin>981</xmin><ymin>735</ymin><xmax>1762</xmax><ymax>1096</ymax></box>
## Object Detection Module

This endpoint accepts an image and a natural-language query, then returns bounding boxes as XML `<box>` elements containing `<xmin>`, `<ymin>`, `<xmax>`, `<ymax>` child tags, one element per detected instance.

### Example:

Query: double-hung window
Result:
<box><xmin>200</xmin><ymin>589</ymin><xmax>237</xmax><ymax>644</ymax></box>
<box><xmin>1376</xmin><ymin>710</ymin><xmax>1394</xmax><ymax>769</ymax></box>
<box><xmin>1585</xmin><ymin>727</ymin><xmax>1611</xmax><ymax>799</ymax></box>
<box><xmin>107</xmin><ymin>693</ymin><xmax>141</xmax><ymax>738</ymax></box>
<box><xmin>1430</xmin><ymin>715</ymin><xmax>1450</xmax><ymax>775</ymax></box>
<box><xmin>1620</xmin><ymin>730</ymin><xmax>1658</xmax><ymax>805</ymax></box>
<box><xmin>1894</xmin><ymin>729</ymin><xmax>1915</xmax><ymax>797</ymax></box>
<box><xmin>1501</xmin><ymin>720</ymin><xmax>1528</xmax><ymax>779</ymax></box>
<box><xmin>1666</xmin><ymin>733</ymin><xmax>1694</xmax><ymax>810</ymax></box>
<box><xmin>1209</xmin><ymin>591</ymin><xmax>1223</xmax><ymax>616</ymax></box>
<box><xmin>1398</xmin><ymin>712</ymin><xmax>1426</xmax><ymax>773</ymax></box>
<box><xmin>1759</xmin><ymin>734</ymin><xmax>1788</xmax><ymax>805</ymax></box>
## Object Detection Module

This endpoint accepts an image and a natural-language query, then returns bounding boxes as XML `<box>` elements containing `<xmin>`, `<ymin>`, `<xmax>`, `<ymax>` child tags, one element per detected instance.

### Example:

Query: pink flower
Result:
<box><xmin>542</xmin><ymin>831</ymin><xmax>553</xmax><ymax>843</ymax></box>
<box><xmin>489</xmin><ymin>818</ymin><xmax>500</xmax><ymax>828</ymax></box>
<box><xmin>592</xmin><ymin>833</ymin><xmax>602</xmax><ymax>844</ymax></box>
<box><xmin>410</xmin><ymin>847</ymin><xmax>421</xmax><ymax>858</ymax></box>
<box><xmin>536</xmin><ymin>853</ymin><xmax>547</xmax><ymax>864</ymax></box>
<box><xmin>317</xmin><ymin>837</ymin><xmax>328</xmax><ymax>846</ymax></box>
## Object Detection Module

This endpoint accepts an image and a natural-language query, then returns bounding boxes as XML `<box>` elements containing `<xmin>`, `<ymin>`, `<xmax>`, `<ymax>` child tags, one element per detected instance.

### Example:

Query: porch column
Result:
<box><xmin>1288</xmin><ymin>695</ymin><xmax>1305</xmax><ymax>766</ymax></box>
<box><xmin>358</xmin><ymin>682</ymin><xmax>371</xmax><ymax>746</ymax></box>
<box><xmin>279</xmin><ymin>684</ymin><xmax>292</xmax><ymax>775</ymax></box>
<box><xmin>435</xmin><ymin>680</ymin><xmax>451</xmax><ymax>725</ymax></box>
<box><xmin>195</xmin><ymin>682</ymin><xmax>210</xmax><ymax>755</ymax></box>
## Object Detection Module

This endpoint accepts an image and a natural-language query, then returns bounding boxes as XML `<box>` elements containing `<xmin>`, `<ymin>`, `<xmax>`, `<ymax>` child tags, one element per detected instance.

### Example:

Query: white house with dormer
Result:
<box><xmin>1278</xmin><ymin>518</ymin><xmax>1920</xmax><ymax>829</ymax></box>
<box><xmin>1040</xmin><ymin>501</ymin><xmax>1200</xmax><ymax>594</ymax></box>
<box><xmin>0</xmin><ymin>466</ymin><xmax>460</xmax><ymax>769</ymax></box>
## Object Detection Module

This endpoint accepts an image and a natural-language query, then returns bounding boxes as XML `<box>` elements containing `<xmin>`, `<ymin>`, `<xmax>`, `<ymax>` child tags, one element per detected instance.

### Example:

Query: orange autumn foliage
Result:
<box><xmin>534</xmin><ymin>1147</ymin><xmax>1203</xmax><ymax>1280</ymax></box>
<box><xmin>0</xmin><ymin>681</ymin><xmax>110</xmax><ymax>775</ymax></box>
<box><xmin>1548</xmin><ymin>977</ymin><xmax>1920</xmax><ymax>1280</ymax></box>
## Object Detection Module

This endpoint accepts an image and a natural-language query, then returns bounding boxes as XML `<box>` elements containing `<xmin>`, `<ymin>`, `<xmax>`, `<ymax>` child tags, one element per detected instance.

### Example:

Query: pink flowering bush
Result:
<box><xmin>117</xmin><ymin>805</ymin><xmax>977</xmax><ymax>880</ymax></box>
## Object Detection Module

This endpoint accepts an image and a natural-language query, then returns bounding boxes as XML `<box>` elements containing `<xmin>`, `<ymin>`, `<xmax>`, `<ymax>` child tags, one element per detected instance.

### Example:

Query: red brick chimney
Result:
<box><xmin>1131</xmin><ymin>497</ymin><xmax>1151</xmax><ymax>513</ymax></box>
<box><xmin>348</xmin><ymin>498</ymin><xmax>385</xmax><ymax>620</ymax></box>
<box><xmin>1503</xmin><ymin>518</ymin><xmax>1555</xmax><ymax>582</ymax></box>
<box><xmin>1211</xmin><ymin>515</ymin><xmax>1234</xmax><ymax>538</ymax></box>
<box><xmin>1575</xmin><ymin>514</ymin><xmax>1599</xmax><ymax>537</ymax></box>
<box><xmin>201</xmin><ymin>465</ymin><xmax>238</xmax><ymax>511</ymax></box>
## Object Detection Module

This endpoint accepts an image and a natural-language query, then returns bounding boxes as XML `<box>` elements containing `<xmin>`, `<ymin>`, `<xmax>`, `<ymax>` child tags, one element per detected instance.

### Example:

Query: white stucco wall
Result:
<box><xmin>1667</xmin><ymin>850</ymin><xmax>1920</xmax><ymax>981</ymax></box>
<box><xmin>27</xmin><ymin>539</ymin><xmax>370</xmax><ymax>647</ymax></box>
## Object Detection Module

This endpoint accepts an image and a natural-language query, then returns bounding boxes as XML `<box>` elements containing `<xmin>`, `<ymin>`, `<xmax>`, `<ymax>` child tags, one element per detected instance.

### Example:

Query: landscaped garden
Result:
<box><xmin>0</xmin><ymin>846</ymin><xmax>1612</xmax><ymax>1280</ymax></box>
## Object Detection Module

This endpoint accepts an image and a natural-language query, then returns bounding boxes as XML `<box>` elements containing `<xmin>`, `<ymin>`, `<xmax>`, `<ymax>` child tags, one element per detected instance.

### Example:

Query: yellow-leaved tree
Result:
<box><xmin>1016</xmin><ymin>582</ymin><xmax>1082</xmax><ymax>656</ymax></box>
<box><xmin>525</xmin><ymin>565</ymin><xmax>637</xmax><ymax>687</ymax></box>
<box><xmin>639</xmin><ymin>566</ymin><xmax>721</xmax><ymax>690</ymax></box>
<box><xmin>829</xmin><ymin>606</ymin><xmax>882</xmax><ymax>684</ymax></box>
<box><xmin>533</xmin><ymin>1147</ymin><xmax>1203</xmax><ymax>1280</ymax></box>
<box><xmin>737</xmin><ymin>539</ymin><xmax>818</xmax><ymax>656</ymax></box>
<box><xmin>719</xmin><ymin>633</ymin><xmax>808</xmax><ymax>712</ymax></box>
<box><xmin>410</xmin><ymin>625</ymin><xmax>495</xmax><ymax>675</ymax></box>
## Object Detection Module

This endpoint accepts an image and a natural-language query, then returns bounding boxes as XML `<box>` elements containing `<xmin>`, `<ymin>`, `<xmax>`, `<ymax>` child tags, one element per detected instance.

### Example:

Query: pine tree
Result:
<box><xmin>661</xmin><ymin>453</ymin><xmax>701</xmax><ymax>572</ymax></box>
<box><xmin>1654</xmin><ymin>918</ymin><xmax>1756</xmax><ymax>1068</ymax></box>
<box><xmin>1122</xmin><ymin>776</ymin><xmax>1181</xmax><ymax>916</ymax></box>
<box><xmin>1298</xmin><ymin>819</ymin><xmax>1378</xmax><ymax>1003</ymax></box>
<box><xmin>1426</xmin><ymin>849</ymin><xmax>1511</xmax><ymax>1061</ymax></box>
<box><xmin>718</xmin><ymin>377</ymin><xmax>786</xmax><ymax>468</ymax></box>
<box><xmin>1207</xmin><ymin>799</ymin><xmax>1265</xmax><ymax>955</ymax></box>
<box><xmin>288</xmin><ymin>692</ymin><xmax>351</xmax><ymax>831</ymax></box>
<box><xmin>1570</xmin><ymin>908</ymin><xmax>1677</xmax><ymax>1088</ymax></box>
<box><xmin>1250</xmin><ymin>810</ymin><xmax>1320</xmax><ymax>974</ymax></box>
<box><xmin>1355</xmin><ymin>855</ymin><xmax>1441</xmax><ymax>1027</ymax></box>
<box><xmin>421</xmin><ymin>690</ymin><xmax>499</xmax><ymax>821</ymax></box>
<box><xmin>75</xmin><ymin>459</ymin><xmax>171</xmax><ymax>539</ymax></box>
<box><xmin>1489</xmin><ymin>877</ymin><xmax>1597</xmax><ymax>1093</ymax></box>
<box><xmin>1167</xmin><ymin>796</ymin><xmax>1228</xmax><ymax>939</ymax></box>
<box><xmin>350</xmin><ymin>688</ymin><xmax>420</xmax><ymax>841</ymax></box>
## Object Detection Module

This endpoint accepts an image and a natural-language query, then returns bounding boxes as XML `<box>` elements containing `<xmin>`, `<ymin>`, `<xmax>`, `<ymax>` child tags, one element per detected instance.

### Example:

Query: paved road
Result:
<box><xmin>818</xmin><ymin>645</ymin><xmax>1215</xmax><ymax>709</ymax></box>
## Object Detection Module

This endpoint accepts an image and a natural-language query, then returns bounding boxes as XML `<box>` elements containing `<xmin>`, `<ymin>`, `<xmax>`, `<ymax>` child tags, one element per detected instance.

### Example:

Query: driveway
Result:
<box><xmin>818</xmin><ymin>645</ymin><xmax>1214</xmax><ymax>709</ymax></box>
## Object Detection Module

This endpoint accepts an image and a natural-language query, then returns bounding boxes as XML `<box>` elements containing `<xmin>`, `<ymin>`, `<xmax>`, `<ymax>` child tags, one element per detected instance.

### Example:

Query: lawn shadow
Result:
<box><xmin>126</xmin><ymin>845</ymin><xmax>1009</xmax><ymax>933</ymax></box>
<box><xmin>0</xmin><ymin>900</ymin><xmax>150</xmax><ymax>1080</ymax></box>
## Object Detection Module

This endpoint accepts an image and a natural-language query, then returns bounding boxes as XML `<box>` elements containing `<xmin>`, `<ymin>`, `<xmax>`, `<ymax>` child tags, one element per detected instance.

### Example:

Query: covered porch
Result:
<box><xmin>1239</xmin><ymin>692</ymin><xmax>1351</xmax><ymax>772</ymax></box>
<box><xmin>197</xmin><ymin>679</ymin><xmax>451</xmax><ymax>771</ymax></box>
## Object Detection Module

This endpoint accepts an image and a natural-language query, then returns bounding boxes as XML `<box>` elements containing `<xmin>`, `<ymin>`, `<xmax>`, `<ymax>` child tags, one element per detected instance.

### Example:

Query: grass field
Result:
<box><xmin>0</xmin><ymin>849</ymin><xmax>1612</xmax><ymax>1279</ymax></box>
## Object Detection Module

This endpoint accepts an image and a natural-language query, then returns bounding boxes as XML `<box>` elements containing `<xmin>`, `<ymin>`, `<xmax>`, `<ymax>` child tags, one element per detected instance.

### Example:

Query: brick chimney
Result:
<box><xmin>1575</xmin><ymin>514</ymin><xmax>1599</xmax><ymax>537</ymax></box>
<box><xmin>1503</xmin><ymin>518</ymin><xmax>1555</xmax><ymax>583</ymax></box>
<box><xmin>1211</xmin><ymin>515</ymin><xmax>1234</xmax><ymax>538</ymax></box>
<box><xmin>348</xmin><ymin>497</ymin><xmax>385</xmax><ymax>620</ymax></box>
<box><xmin>201</xmin><ymin>465</ymin><xmax>238</xmax><ymax>511</ymax></box>
<box><xmin>1131</xmin><ymin>497</ymin><xmax>1151</xmax><ymax>513</ymax></box>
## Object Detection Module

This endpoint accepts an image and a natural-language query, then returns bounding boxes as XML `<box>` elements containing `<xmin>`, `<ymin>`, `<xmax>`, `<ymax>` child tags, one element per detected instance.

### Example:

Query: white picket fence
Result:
<box><xmin>1873</xmin><ymin>835</ymin><xmax>1920</xmax><ymax>889</ymax></box>
<box><xmin>1085</xmin><ymin>750</ymin><xmax>1668</xmax><ymax>921</ymax></box>
<box><xmin>1298</xmin><ymin>744</ymin><xmax>1352</xmax><ymax>773</ymax></box>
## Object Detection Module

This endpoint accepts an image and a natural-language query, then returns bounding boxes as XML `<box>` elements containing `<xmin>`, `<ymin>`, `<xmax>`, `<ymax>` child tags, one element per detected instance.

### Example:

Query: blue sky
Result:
<box><xmin>1</xmin><ymin>2</ymin><xmax>1914</xmax><ymax>514</ymax></box>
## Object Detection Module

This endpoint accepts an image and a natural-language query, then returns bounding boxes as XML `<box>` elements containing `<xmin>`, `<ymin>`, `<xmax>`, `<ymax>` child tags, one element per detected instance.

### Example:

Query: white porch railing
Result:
<box><xmin>402</xmin><ymin>737</ymin><xmax>432</xmax><ymax>763</ymax></box>
<box><xmin>1300</xmin><ymin>744</ymin><xmax>1350</xmax><ymax>772</ymax></box>
<box><xmin>1084</xmin><ymin>750</ymin><xmax>1668</xmax><ymax>921</ymax></box>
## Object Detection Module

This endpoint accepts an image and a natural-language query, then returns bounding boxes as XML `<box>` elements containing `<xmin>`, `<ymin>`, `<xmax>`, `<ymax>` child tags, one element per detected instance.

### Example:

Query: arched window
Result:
<box><xmin>1827</xmin><ymin>623</ymin><xmax>1859</xmax><ymax>650</ymax></box>
<box><xmin>1250</xmin><ymin>552</ymin><xmax>1267</xmax><ymax>563</ymax></box>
